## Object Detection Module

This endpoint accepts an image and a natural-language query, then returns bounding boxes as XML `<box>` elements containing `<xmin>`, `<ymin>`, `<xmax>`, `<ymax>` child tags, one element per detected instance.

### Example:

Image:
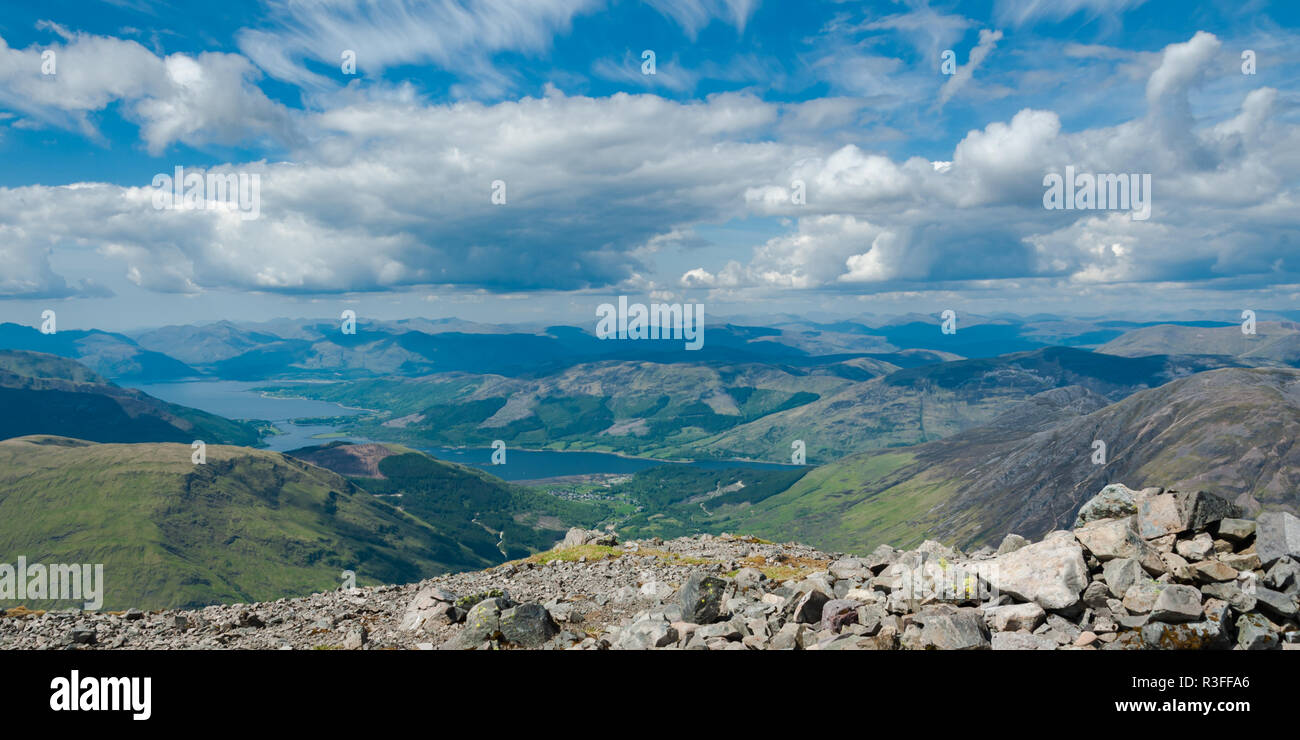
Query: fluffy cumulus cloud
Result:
<box><xmin>694</xmin><ymin>31</ymin><xmax>1300</xmax><ymax>296</ymax></box>
<box><xmin>0</xmin><ymin>89</ymin><xmax>828</xmax><ymax>296</ymax></box>
<box><xmin>0</xmin><ymin>26</ymin><xmax>294</xmax><ymax>153</ymax></box>
<box><xmin>1</xmin><ymin>14</ymin><xmax>1298</xmax><ymax>307</ymax></box>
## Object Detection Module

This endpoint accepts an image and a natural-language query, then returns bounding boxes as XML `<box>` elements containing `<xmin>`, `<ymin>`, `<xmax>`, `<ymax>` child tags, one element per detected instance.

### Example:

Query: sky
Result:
<box><xmin>1</xmin><ymin>0</ymin><xmax>1298</xmax><ymax>331</ymax></box>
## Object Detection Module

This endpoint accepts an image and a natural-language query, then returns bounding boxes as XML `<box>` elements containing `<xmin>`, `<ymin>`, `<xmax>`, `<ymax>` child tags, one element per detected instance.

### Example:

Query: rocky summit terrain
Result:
<box><xmin>2</xmin><ymin>485</ymin><xmax>1298</xmax><ymax>651</ymax></box>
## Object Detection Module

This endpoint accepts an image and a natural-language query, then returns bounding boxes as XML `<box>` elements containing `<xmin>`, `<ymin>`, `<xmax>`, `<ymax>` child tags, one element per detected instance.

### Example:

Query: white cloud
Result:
<box><xmin>993</xmin><ymin>0</ymin><xmax>1148</xmax><ymax>28</ymax></box>
<box><xmin>237</xmin><ymin>0</ymin><xmax>602</xmax><ymax>97</ymax></box>
<box><xmin>937</xmin><ymin>29</ymin><xmax>1003</xmax><ymax>107</ymax></box>
<box><xmin>681</xmin><ymin>32</ymin><xmax>1300</xmax><ymax>297</ymax></box>
<box><xmin>643</xmin><ymin>0</ymin><xmax>761</xmax><ymax>37</ymax></box>
<box><xmin>0</xmin><ymin>30</ymin><xmax>295</xmax><ymax>153</ymax></box>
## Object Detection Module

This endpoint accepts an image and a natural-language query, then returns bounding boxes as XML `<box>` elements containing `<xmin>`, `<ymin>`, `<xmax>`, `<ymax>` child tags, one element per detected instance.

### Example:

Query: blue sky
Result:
<box><xmin>1</xmin><ymin>0</ymin><xmax>1299</xmax><ymax>330</ymax></box>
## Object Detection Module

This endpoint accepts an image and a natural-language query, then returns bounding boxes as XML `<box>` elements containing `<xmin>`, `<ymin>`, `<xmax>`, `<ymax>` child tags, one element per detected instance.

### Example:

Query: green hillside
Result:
<box><xmin>259</xmin><ymin>360</ymin><xmax>859</xmax><ymax>460</ymax></box>
<box><xmin>0</xmin><ymin>350</ymin><xmax>262</xmax><ymax>446</ymax></box>
<box><xmin>288</xmin><ymin>441</ymin><xmax>612</xmax><ymax>561</ymax></box>
<box><xmin>0</xmin><ymin>436</ymin><xmax>497</xmax><ymax>610</ymax></box>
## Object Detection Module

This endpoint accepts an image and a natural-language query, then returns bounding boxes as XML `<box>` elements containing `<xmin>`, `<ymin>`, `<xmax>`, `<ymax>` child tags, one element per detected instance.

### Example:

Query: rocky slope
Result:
<box><xmin>710</xmin><ymin>367</ymin><xmax>1300</xmax><ymax>555</ymax></box>
<box><xmin>2</xmin><ymin>485</ymin><xmax>1296</xmax><ymax>650</ymax></box>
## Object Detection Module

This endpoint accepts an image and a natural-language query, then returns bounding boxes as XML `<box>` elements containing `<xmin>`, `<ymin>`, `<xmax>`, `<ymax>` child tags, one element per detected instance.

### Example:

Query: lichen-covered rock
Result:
<box><xmin>1073</xmin><ymin>484</ymin><xmax>1140</xmax><ymax>528</ymax></box>
<box><xmin>499</xmin><ymin>603</ymin><xmax>559</xmax><ymax>647</ymax></box>
<box><xmin>678</xmin><ymin>572</ymin><xmax>727</xmax><ymax>624</ymax></box>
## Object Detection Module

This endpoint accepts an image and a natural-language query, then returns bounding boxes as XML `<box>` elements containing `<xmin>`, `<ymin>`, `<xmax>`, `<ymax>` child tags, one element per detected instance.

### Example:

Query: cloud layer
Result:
<box><xmin>1</xmin><ymin>3</ymin><xmax>1297</xmax><ymax>313</ymax></box>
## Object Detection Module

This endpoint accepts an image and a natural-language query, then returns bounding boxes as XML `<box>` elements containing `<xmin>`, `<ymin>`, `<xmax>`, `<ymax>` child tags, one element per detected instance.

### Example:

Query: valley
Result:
<box><xmin>4</xmin><ymin>312</ymin><xmax>1300</xmax><ymax>611</ymax></box>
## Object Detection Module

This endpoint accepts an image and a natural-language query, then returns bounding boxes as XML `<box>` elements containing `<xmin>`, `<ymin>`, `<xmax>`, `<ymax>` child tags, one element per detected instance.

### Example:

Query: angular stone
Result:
<box><xmin>616</xmin><ymin>619</ymin><xmax>678</xmax><ymax>649</ymax></box>
<box><xmin>1149</xmin><ymin>584</ymin><xmax>1202</xmax><ymax>623</ymax></box>
<box><xmin>1137</xmin><ymin>493</ymin><xmax>1189</xmax><ymax>539</ymax></box>
<box><xmin>991</xmin><ymin>631</ymin><xmax>1057</xmax><ymax>650</ymax></box>
<box><xmin>1219</xmin><ymin>551</ymin><xmax>1261</xmax><ymax>572</ymax></box>
<box><xmin>695</xmin><ymin>621</ymin><xmax>742</xmax><ymax>641</ymax></box>
<box><xmin>1256</xmin><ymin>512</ymin><xmax>1300</xmax><ymax>568</ymax></box>
<box><xmin>678</xmin><ymin>572</ymin><xmax>727</xmax><ymax>624</ymax></box>
<box><xmin>1265</xmin><ymin>557</ymin><xmax>1299</xmax><ymax>593</ymax></box>
<box><xmin>1101</xmin><ymin>631</ymin><xmax>1146</xmax><ymax>650</ymax></box>
<box><xmin>820</xmin><ymin>599</ymin><xmax>861</xmax><ymax>633</ymax></box>
<box><xmin>1074</xmin><ymin>517</ymin><xmax>1165</xmax><ymax>574</ymax></box>
<box><xmin>911</xmin><ymin>606</ymin><xmax>990</xmax><ymax>650</ymax></box>
<box><xmin>792</xmin><ymin>588</ymin><xmax>830</xmax><ymax>624</ymax></box>
<box><xmin>769</xmin><ymin>622</ymin><xmax>805</xmax><ymax>650</ymax></box>
<box><xmin>1216</xmin><ymin>518</ymin><xmax>1256</xmax><ymax>543</ymax></box>
<box><xmin>1175</xmin><ymin>533</ymin><xmax>1214</xmax><ymax>561</ymax></box>
<box><xmin>1122</xmin><ymin>580</ymin><xmax>1164</xmax><ymax>614</ymax></box>
<box><xmin>399</xmin><ymin>587</ymin><xmax>460</xmax><ymax>632</ymax></box>
<box><xmin>733</xmin><ymin>567</ymin><xmax>766</xmax><ymax>592</ymax></box>
<box><xmin>982</xmin><ymin>602</ymin><xmax>1045</xmax><ymax>632</ymax></box>
<box><xmin>1102</xmin><ymin>558</ymin><xmax>1145</xmax><ymax>599</ymax></box>
<box><xmin>559</xmin><ymin>527</ymin><xmax>590</xmax><ymax>549</ymax></box>
<box><xmin>1141</xmin><ymin>619</ymin><xmax>1229</xmax><ymax>649</ymax></box>
<box><xmin>1073</xmin><ymin>483</ymin><xmax>1139</xmax><ymax>528</ymax></box>
<box><xmin>996</xmin><ymin>533</ymin><xmax>1030</xmax><ymax>555</ymax></box>
<box><xmin>1189</xmin><ymin>560</ymin><xmax>1237</xmax><ymax>583</ymax></box>
<box><xmin>829</xmin><ymin>558</ymin><xmax>870</xmax><ymax>583</ymax></box>
<box><xmin>1236</xmin><ymin>613</ymin><xmax>1279</xmax><ymax>650</ymax></box>
<box><xmin>1252</xmin><ymin>586</ymin><xmax>1297</xmax><ymax>620</ymax></box>
<box><xmin>1201</xmin><ymin>582</ymin><xmax>1256</xmax><ymax>612</ymax></box>
<box><xmin>967</xmin><ymin>533</ymin><xmax>1089</xmax><ymax>610</ymax></box>
<box><xmin>639</xmin><ymin>581</ymin><xmax>674</xmax><ymax>602</ymax></box>
<box><xmin>499</xmin><ymin>603</ymin><xmax>560</xmax><ymax>647</ymax></box>
<box><xmin>863</xmin><ymin>544</ymin><xmax>898</xmax><ymax>573</ymax></box>
<box><xmin>1175</xmin><ymin>491</ymin><xmax>1241</xmax><ymax>532</ymax></box>
<box><xmin>851</xmin><ymin>603</ymin><xmax>883</xmax><ymax>633</ymax></box>
<box><xmin>1044</xmin><ymin>613</ymin><xmax>1082</xmax><ymax>645</ymax></box>
<box><xmin>1116</xmin><ymin>613</ymin><xmax>1150</xmax><ymax>629</ymax></box>
<box><xmin>1082</xmin><ymin>581</ymin><xmax>1111</xmax><ymax>609</ymax></box>
<box><xmin>818</xmin><ymin>633</ymin><xmax>896</xmax><ymax>650</ymax></box>
<box><xmin>460</xmin><ymin>597</ymin><xmax>506</xmax><ymax>644</ymax></box>
<box><xmin>1149</xmin><ymin>533</ymin><xmax>1177</xmax><ymax>553</ymax></box>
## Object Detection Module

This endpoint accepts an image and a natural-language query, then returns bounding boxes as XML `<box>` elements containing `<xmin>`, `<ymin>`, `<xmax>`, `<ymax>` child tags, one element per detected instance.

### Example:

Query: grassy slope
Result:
<box><xmin>0</xmin><ymin>436</ymin><xmax>494</xmax><ymax>610</ymax></box>
<box><xmin>702</xmin><ymin>453</ymin><xmax>966</xmax><ymax>554</ymax></box>
<box><xmin>0</xmin><ymin>350</ymin><xmax>262</xmax><ymax>446</ymax></box>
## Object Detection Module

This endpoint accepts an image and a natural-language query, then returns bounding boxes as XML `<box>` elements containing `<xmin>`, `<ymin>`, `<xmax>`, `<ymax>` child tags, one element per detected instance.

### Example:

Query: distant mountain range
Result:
<box><xmin>0</xmin><ymin>313</ymin><xmax>1262</xmax><ymax>383</ymax></box>
<box><xmin>0</xmin><ymin>322</ymin><xmax>196</xmax><ymax>381</ymax></box>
